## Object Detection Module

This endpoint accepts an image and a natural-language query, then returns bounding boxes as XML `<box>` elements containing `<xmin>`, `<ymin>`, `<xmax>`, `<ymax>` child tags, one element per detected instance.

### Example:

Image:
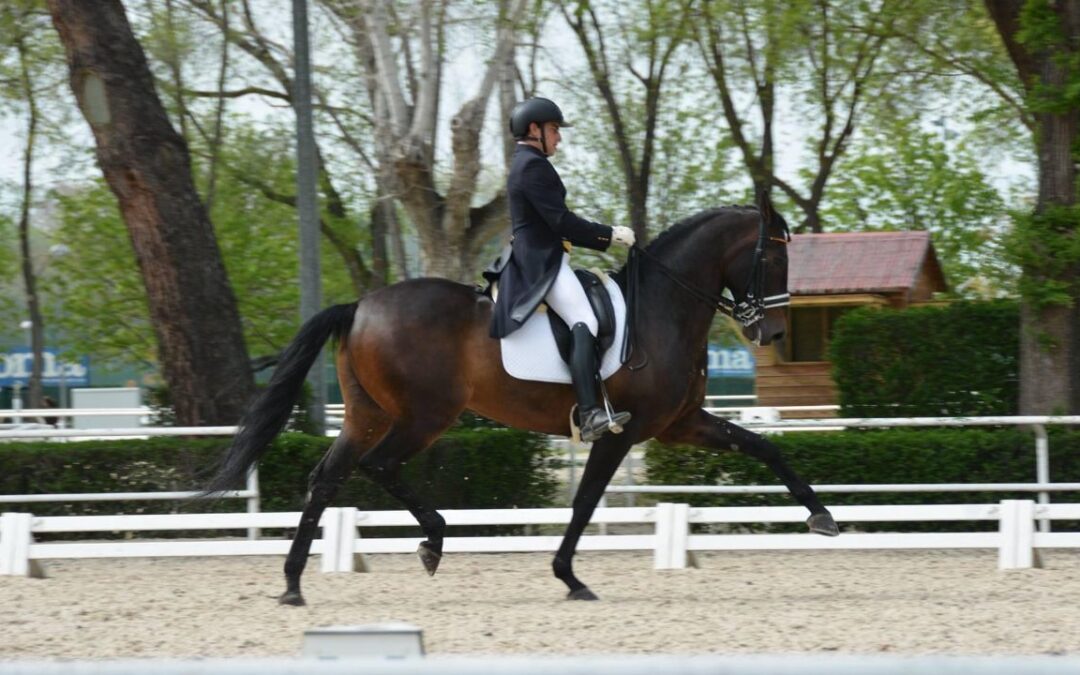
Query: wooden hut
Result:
<box><xmin>753</xmin><ymin>231</ymin><xmax>948</xmax><ymax>412</ymax></box>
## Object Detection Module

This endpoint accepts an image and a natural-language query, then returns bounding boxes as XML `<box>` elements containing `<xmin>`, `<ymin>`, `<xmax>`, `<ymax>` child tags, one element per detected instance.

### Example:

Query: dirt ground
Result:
<box><xmin>2</xmin><ymin>549</ymin><xmax>1080</xmax><ymax>660</ymax></box>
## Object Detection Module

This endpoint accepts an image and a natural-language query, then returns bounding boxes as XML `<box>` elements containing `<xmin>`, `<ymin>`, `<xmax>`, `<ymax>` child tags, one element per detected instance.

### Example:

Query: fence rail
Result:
<box><xmin>3</xmin><ymin>414</ymin><xmax>1079</xmax><ymax>547</ymax></box>
<box><xmin>3</xmin><ymin>500</ymin><xmax>1079</xmax><ymax>577</ymax></box>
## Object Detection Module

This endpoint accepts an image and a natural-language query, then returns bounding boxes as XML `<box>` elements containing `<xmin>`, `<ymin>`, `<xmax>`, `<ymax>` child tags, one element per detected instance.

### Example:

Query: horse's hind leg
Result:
<box><xmin>280</xmin><ymin>432</ymin><xmax>364</xmax><ymax>606</ymax></box>
<box><xmin>658</xmin><ymin>409</ymin><xmax>839</xmax><ymax>535</ymax></box>
<box><xmin>357</xmin><ymin>419</ymin><xmax>455</xmax><ymax>576</ymax></box>
<box><xmin>553</xmin><ymin>432</ymin><xmax>635</xmax><ymax>600</ymax></box>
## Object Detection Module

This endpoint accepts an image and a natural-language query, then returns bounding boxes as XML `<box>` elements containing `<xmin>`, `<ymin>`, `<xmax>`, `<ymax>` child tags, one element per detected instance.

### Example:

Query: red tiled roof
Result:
<box><xmin>789</xmin><ymin>231</ymin><xmax>942</xmax><ymax>295</ymax></box>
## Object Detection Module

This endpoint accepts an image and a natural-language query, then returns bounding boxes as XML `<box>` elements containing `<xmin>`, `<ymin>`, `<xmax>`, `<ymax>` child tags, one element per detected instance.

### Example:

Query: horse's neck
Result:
<box><xmin>635</xmin><ymin>234</ymin><xmax>729</xmax><ymax>349</ymax></box>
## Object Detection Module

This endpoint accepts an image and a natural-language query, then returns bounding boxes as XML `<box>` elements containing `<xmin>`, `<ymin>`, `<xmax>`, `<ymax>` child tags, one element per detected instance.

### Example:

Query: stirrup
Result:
<box><xmin>598</xmin><ymin>376</ymin><xmax>631</xmax><ymax>434</ymax></box>
<box><xmin>578</xmin><ymin>407</ymin><xmax>632</xmax><ymax>443</ymax></box>
<box><xmin>578</xmin><ymin>408</ymin><xmax>612</xmax><ymax>443</ymax></box>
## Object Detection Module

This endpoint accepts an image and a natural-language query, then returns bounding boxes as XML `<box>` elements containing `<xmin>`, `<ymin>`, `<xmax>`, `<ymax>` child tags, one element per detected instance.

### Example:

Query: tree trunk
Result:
<box><xmin>986</xmin><ymin>0</ymin><xmax>1080</xmax><ymax>414</ymax></box>
<box><xmin>14</xmin><ymin>25</ymin><xmax>44</xmax><ymax>410</ymax></box>
<box><xmin>49</xmin><ymin>0</ymin><xmax>256</xmax><ymax>425</ymax></box>
<box><xmin>1019</xmin><ymin>104</ymin><xmax>1080</xmax><ymax>414</ymax></box>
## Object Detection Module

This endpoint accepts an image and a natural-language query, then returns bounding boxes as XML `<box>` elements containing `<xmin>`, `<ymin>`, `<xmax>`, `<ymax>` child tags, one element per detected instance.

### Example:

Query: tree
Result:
<box><xmin>42</xmin><ymin>125</ymin><xmax>356</xmax><ymax>372</ymax></box>
<box><xmin>820</xmin><ymin>114</ymin><xmax>1013</xmax><ymax>295</ymax></box>
<box><xmin>179</xmin><ymin>0</ymin><xmax>390</xmax><ymax>293</ymax></box>
<box><xmin>558</xmin><ymin>0</ymin><xmax>693</xmax><ymax>241</ymax></box>
<box><xmin>984</xmin><ymin>0</ymin><xmax>1080</xmax><ymax>414</ymax></box>
<box><xmin>2</xmin><ymin>1</ymin><xmax>49</xmax><ymax>408</ymax></box>
<box><xmin>48</xmin><ymin>0</ymin><xmax>255</xmax><ymax>425</ymax></box>
<box><xmin>326</xmin><ymin>0</ymin><xmax>529</xmax><ymax>281</ymax></box>
<box><xmin>697</xmin><ymin>0</ymin><xmax>893</xmax><ymax>232</ymax></box>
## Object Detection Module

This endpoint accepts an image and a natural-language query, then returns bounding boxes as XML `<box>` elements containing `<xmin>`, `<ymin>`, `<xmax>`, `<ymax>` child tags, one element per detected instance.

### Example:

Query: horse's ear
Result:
<box><xmin>755</xmin><ymin>186</ymin><xmax>775</xmax><ymax>225</ymax></box>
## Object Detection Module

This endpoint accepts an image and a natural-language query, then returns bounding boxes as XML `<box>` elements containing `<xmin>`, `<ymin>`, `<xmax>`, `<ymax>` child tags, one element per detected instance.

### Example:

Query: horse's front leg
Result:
<box><xmin>553</xmin><ymin>432</ymin><xmax>635</xmax><ymax>601</ymax></box>
<box><xmin>658</xmin><ymin>409</ymin><xmax>839</xmax><ymax>536</ymax></box>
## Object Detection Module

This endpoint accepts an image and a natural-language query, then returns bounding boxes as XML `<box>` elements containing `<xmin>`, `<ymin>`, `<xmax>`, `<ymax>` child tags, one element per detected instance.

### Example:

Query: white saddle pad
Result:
<box><xmin>500</xmin><ymin>272</ymin><xmax>627</xmax><ymax>384</ymax></box>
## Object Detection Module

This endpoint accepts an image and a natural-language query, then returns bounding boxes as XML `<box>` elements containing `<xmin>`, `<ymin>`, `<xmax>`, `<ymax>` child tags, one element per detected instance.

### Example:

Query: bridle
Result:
<box><xmin>719</xmin><ymin>212</ymin><xmax>792</xmax><ymax>327</ymax></box>
<box><xmin>620</xmin><ymin>210</ymin><xmax>790</xmax><ymax>368</ymax></box>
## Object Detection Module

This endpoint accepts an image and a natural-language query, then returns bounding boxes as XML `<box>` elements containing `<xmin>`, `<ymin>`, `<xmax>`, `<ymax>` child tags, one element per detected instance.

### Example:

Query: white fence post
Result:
<box><xmin>319</xmin><ymin>507</ymin><xmax>368</xmax><ymax>574</ymax></box>
<box><xmin>245</xmin><ymin>466</ymin><xmax>261</xmax><ymax>541</ymax></box>
<box><xmin>0</xmin><ymin>512</ymin><xmax>44</xmax><ymax>577</ymax></box>
<box><xmin>998</xmin><ymin>499</ymin><xmax>1037</xmax><ymax>570</ymax></box>
<box><xmin>320</xmin><ymin>508</ymin><xmax>343</xmax><ymax>573</ymax></box>
<box><xmin>654</xmin><ymin>502</ymin><xmax>689</xmax><ymax>570</ymax></box>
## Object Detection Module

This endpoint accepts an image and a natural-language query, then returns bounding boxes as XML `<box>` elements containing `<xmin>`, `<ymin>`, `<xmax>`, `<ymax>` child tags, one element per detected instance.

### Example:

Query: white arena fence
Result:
<box><xmin>3</xmin><ymin>499</ymin><xmax>1079</xmax><ymax>578</ymax></box>
<box><xmin>1</xmin><ymin>412</ymin><xmax>1078</xmax><ymax>575</ymax></box>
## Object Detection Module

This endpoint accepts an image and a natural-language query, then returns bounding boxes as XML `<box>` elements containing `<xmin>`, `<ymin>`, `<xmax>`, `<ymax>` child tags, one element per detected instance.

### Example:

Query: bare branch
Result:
<box><xmin>184</xmin><ymin>85</ymin><xmax>290</xmax><ymax>100</ymax></box>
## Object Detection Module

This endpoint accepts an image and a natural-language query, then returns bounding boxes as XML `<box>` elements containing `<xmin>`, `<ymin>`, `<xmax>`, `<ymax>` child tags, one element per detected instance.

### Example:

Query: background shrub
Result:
<box><xmin>0</xmin><ymin>421</ymin><xmax>557</xmax><ymax>537</ymax></box>
<box><xmin>829</xmin><ymin>301</ymin><xmax>1019</xmax><ymax>417</ymax></box>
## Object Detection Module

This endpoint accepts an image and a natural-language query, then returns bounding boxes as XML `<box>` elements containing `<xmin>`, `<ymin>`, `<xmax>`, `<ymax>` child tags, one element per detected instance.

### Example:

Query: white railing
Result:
<box><xmin>3</xmin><ymin>500</ymin><xmax>1078</xmax><ymax>577</ymax></box>
<box><xmin>602</xmin><ymin>415</ymin><xmax>1080</xmax><ymax>527</ymax></box>
<box><xmin>2</xmin><ymin>414</ymin><xmax>1078</xmax><ymax>545</ymax></box>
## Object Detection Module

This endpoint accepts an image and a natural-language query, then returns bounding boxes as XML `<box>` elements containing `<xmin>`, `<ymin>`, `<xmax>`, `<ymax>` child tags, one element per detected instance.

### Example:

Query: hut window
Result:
<box><xmin>781</xmin><ymin>306</ymin><xmax>851</xmax><ymax>362</ymax></box>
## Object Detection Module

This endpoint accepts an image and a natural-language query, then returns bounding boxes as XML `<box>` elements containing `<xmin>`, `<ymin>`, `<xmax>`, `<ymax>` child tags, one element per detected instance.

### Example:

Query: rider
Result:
<box><xmin>489</xmin><ymin>97</ymin><xmax>635</xmax><ymax>443</ymax></box>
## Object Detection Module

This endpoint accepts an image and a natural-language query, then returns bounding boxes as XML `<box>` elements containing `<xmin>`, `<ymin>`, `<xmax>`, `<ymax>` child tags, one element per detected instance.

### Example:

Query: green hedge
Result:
<box><xmin>0</xmin><ymin>423</ymin><xmax>558</xmax><ymax>536</ymax></box>
<box><xmin>644</xmin><ymin>428</ymin><xmax>1080</xmax><ymax>531</ymax></box>
<box><xmin>829</xmin><ymin>301</ymin><xmax>1019</xmax><ymax>417</ymax></box>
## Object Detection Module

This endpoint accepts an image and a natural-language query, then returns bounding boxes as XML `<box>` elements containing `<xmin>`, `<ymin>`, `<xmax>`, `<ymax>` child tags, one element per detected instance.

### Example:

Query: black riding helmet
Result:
<box><xmin>509</xmin><ymin>97</ymin><xmax>572</xmax><ymax>139</ymax></box>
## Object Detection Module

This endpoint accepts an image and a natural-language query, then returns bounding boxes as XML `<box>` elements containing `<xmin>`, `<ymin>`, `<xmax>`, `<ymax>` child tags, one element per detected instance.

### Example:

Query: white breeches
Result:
<box><xmin>544</xmin><ymin>253</ymin><xmax>597</xmax><ymax>336</ymax></box>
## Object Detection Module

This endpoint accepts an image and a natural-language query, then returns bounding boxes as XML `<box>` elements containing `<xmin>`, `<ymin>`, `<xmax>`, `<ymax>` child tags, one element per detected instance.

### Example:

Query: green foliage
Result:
<box><xmin>1001</xmin><ymin>0</ymin><xmax>1080</xmax><ymax>310</ymax></box>
<box><xmin>644</xmin><ymin>427</ymin><xmax>1080</xmax><ymax>531</ymax></box>
<box><xmin>1006</xmin><ymin>199</ymin><xmax>1080</xmax><ymax>311</ymax></box>
<box><xmin>33</xmin><ymin>119</ymin><xmax>359</xmax><ymax>373</ymax></box>
<box><xmin>820</xmin><ymin>115</ymin><xmax>1017</xmax><ymax>296</ymax></box>
<box><xmin>0</xmin><ymin>426</ymin><xmax>558</xmax><ymax>535</ymax></box>
<box><xmin>828</xmin><ymin>301</ymin><xmax>1020</xmax><ymax>417</ymax></box>
<box><xmin>42</xmin><ymin>181</ymin><xmax>157</xmax><ymax>368</ymax></box>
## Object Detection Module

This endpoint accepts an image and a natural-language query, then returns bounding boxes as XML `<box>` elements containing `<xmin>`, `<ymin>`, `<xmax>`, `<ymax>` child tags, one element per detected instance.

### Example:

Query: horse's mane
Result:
<box><xmin>642</xmin><ymin>204</ymin><xmax>761</xmax><ymax>255</ymax></box>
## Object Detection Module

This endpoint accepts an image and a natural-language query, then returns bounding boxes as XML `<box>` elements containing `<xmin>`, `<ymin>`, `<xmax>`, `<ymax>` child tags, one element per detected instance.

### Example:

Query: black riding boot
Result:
<box><xmin>570</xmin><ymin>322</ymin><xmax>631</xmax><ymax>443</ymax></box>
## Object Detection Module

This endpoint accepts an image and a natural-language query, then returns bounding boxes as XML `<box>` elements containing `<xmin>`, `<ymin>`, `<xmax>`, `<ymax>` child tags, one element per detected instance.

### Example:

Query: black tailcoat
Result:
<box><xmin>489</xmin><ymin>145</ymin><xmax>613</xmax><ymax>338</ymax></box>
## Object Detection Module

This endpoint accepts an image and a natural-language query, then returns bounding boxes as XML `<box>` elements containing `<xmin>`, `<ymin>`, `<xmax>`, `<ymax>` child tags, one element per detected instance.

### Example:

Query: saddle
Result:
<box><xmin>547</xmin><ymin>269</ymin><xmax>616</xmax><ymax>364</ymax></box>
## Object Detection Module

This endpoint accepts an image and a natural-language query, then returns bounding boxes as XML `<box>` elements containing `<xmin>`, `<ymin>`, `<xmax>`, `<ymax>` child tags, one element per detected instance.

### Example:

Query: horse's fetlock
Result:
<box><xmin>419</xmin><ymin>512</ymin><xmax>446</xmax><ymax>534</ymax></box>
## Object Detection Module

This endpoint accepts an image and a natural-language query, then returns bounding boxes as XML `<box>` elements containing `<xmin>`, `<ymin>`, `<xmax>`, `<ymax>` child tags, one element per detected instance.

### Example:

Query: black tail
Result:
<box><xmin>202</xmin><ymin>302</ymin><xmax>358</xmax><ymax>495</ymax></box>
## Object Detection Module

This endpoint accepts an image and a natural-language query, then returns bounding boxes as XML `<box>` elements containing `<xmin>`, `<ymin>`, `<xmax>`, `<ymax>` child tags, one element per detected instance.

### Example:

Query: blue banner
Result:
<box><xmin>0</xmin><ymin>348</ymin><xmax>90</xmax><ymax>386</ymax></box>
<box><xmin>707</xmin><ymin>345</ymin><xmax>755</xmax><ymax>378</ymax></box>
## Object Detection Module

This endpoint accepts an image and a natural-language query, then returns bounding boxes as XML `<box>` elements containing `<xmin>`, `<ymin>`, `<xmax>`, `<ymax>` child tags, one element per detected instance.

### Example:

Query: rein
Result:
<box><xmin>619</xmin><ymin>211</ymin><xmax>791</xmax><ymax>369</ymax></box>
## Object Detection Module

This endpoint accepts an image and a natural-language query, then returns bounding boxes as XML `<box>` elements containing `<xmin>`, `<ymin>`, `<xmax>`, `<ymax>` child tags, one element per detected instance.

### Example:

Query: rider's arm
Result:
<box><xmin>521</xmin><ymin>160</ymin><xmax>613</xmax><ymax>251</ymax></box>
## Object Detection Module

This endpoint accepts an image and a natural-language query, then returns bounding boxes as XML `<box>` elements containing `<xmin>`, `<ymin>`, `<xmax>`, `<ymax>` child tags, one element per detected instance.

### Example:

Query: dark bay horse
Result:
<box><xmin>205</xmin><ymin>194</ymin><xmax>838</xmax><ymax>606</ymax></box>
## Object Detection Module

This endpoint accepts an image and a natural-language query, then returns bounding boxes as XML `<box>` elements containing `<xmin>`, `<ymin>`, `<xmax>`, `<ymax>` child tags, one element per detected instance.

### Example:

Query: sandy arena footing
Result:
<box><xmin>2</xmin><ymin>549</ymin><xmax>1079</xmax><ymax>659</ymax></box>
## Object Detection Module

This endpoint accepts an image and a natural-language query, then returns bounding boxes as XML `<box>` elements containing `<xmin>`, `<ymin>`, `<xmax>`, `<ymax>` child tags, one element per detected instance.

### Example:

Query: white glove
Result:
<box><xmin>611</xmin><ymin>226</ymin><xmax>636</xmax><ymax>247</ymax></box>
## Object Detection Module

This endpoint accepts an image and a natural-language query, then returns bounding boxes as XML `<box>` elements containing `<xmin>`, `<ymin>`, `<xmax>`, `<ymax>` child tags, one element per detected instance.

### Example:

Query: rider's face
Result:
<box><xmin>531</xmin><ymin>121</ymin><xmax>561</xmax><ymax>156</ymax></box>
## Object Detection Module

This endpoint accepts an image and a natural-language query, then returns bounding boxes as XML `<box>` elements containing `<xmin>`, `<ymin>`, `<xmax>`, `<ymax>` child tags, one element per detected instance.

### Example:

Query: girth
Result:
<box><xmin>547</xmin><ymin>269</ymin><xmax>615</xmax><ymax>364</ymax></box>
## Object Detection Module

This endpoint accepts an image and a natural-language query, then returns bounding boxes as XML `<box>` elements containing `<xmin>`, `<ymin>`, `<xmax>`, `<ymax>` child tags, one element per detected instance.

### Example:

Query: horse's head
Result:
<box><xmin>721</xmin><ymin>196</ymin><xmax>791</xmax><ymax>347</ymax></box>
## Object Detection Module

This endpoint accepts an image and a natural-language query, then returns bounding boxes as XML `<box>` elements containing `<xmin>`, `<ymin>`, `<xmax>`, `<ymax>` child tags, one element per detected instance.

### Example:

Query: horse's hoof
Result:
<box><xmin>807</xmin><ymin>512</ymin><xmax>839</xmax><ymax>537</ymax></box>
<box><xmin>279</xmin><ymin>590</ymin><xmax>306</xmax><ymax>606</ymax></box>
<box><xmin>418</xmin><ymin>541</ymin><xmax>442</xmax><ymax>576</ymax></box>
<box><xmin>567</xmin><ymin>587</ymin><xmax>599</xmax><ymax>601</ymax></box>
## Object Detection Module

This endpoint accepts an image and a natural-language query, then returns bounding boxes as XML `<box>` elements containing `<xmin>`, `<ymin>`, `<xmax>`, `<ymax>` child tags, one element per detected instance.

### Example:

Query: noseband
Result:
<box><xmin>718</xmin><ymin>212</ymin><xmax>791</xmax><ymax>326</ymax></box>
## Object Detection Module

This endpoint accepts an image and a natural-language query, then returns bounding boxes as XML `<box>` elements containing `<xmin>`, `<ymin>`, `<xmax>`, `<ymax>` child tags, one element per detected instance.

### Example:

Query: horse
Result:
<box><xmin>204</xmin><ymin>192</ymin><xmax>839</xmax><ymax>606</ymax></box>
